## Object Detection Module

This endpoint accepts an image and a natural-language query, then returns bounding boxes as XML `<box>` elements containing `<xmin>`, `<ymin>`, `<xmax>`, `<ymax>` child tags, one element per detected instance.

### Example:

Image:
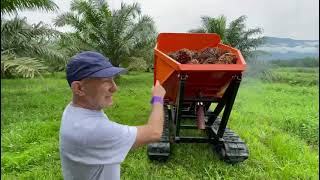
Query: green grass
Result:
<box><xmin>1</xmin><ymin>68</ymin><xmax>319</xmax><ymax>179</ymax></box>
<box><xmin>262</xmin><ymin>67</ymin><xmax>319</xmax><ymax>86</ymax></box>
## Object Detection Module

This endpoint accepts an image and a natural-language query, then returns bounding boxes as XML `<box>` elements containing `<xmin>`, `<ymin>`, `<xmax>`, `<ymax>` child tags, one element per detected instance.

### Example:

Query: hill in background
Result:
<box><xmin>256</xmin><ymin>36</ymin><xmax>319</xmax><ymax>60</ymax></box>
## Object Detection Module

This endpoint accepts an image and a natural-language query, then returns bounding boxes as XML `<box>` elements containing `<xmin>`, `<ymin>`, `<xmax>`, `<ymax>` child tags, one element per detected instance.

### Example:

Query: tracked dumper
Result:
<box><xmin>147</xmin><ymin>33</ymin><xmax>249</xmax><ymax>164</ymax></box>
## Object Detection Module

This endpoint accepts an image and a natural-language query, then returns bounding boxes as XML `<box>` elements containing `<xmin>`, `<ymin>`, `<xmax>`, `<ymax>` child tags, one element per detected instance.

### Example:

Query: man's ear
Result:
<box><xmin>71</xmin><ymin>81</ymin><xmax>85</xmax><ymax>96</ymax></box>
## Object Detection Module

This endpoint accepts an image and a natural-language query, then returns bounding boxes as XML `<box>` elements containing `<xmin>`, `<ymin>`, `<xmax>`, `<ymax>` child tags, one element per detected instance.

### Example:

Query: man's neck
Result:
<box><xmin>71</xmin><ymin>99</ymin><xmax>101</xmax><ymax>111</ymax></box>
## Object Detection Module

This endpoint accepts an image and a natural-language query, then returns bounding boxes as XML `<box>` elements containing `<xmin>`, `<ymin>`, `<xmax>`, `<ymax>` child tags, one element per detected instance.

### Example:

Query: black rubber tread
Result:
<box><xmin>147</xmin><ymin>142</ymin><xmax>170</xmax><ymax>162</ymax></box>
<box><xmin>160</xmin><ymin>109</ymin><xmax>170</xmax><ymax>142</ymax></box>
<box><xmin>211</xmin><ymin>119</ymin><xmax>249</xmax><ymax>164</ymax></box>
<box><xmin>147</xmin><ymin>106</ymin><xmax>171</xmax><ymax>161</ymax></box>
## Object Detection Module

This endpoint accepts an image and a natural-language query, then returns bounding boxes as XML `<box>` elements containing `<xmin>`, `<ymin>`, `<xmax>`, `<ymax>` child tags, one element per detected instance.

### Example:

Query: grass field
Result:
<box><xmin>1</xmin><ymin>67</ymin><xmax>319</xmax><ymax>179</ymax></box>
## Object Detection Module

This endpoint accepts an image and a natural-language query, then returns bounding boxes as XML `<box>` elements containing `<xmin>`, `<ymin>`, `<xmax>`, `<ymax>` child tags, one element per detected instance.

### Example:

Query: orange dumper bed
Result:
<box><xmin>153</xmin><ymin>33</ymin><xmax>246</xmax><ymax>103</ymax></box>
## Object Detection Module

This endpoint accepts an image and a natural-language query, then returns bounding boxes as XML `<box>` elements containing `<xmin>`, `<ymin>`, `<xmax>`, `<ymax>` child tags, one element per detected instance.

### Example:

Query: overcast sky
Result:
<box><xmin>8</xmin><ymin>0</ymin><xmax>319</xmax><ymax>40</ymax></box>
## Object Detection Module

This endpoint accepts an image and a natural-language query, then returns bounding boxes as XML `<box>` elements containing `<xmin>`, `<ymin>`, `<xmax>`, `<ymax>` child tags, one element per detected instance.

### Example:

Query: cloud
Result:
<box><xmin>258</xmin><ymin>45</ymin><xmax>319</xmax><ymax>54</ymax></box>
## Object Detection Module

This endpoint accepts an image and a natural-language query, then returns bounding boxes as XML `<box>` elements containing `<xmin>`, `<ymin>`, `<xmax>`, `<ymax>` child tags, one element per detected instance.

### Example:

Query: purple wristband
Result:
<box><xmin>150</xmin><ymin>96</ymin><xmax>164</xmax><ymax>105</ymax></box>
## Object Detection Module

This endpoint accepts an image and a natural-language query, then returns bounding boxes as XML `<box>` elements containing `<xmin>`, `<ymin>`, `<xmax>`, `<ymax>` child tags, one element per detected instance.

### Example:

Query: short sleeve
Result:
<box><xmin>61</xmin><ymin>118</ymin><xmax>137</xmax><ymax>165</ymax></box>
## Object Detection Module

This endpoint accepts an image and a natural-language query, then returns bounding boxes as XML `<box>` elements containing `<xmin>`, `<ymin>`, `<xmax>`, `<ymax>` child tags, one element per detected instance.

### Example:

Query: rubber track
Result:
<box><xmin>147</xmin><ymin>107</ymin><xmax>170</xmax><ymax>161</ymax></box>
<box><xmin>211</xmin><ymin>119</ymin><xmax>249</xmax><ymax>164</ymax></box>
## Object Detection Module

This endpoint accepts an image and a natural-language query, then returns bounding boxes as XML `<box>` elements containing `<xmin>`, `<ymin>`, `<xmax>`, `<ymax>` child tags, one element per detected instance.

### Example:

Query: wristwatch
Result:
<box><xmin>150</xmin><ymin>96</ymin><xmax>164</xmax><ymax>105</ymax></box>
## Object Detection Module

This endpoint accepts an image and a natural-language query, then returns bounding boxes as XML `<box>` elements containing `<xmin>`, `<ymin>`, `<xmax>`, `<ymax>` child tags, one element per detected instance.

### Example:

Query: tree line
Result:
<box><xmin>269</xmin><ymin>57</ymin><xmax>319</xmax><ymax>67</ymax></box>
<box><xmin>1</xmin><ymin>0</ymin><xmax>264</xmax><ymax>78</ymax></box>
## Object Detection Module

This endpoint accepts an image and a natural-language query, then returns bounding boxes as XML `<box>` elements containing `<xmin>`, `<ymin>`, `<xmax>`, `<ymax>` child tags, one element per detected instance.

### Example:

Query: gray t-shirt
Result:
<box><xmin>59</xmin><ymin>103</ymin><xmax>137</xmax><ymax>180</ymax></box>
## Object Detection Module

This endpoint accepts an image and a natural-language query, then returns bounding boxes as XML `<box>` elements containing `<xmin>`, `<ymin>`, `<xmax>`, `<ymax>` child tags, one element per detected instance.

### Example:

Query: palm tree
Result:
<box><xmin>2</xmin><ymin>17</ymin><xmax>62</xmax><ymax>58</ymax></box>
<box><xmin>1</xmin><ymin>16</ymin><xmax>66</xmax><ymax>77</ymax></box>
<box><xmin>1</xmin><ymin>17</ymin><xmax>65</xmax><ymax>77</ymax></box>
<box><xmin>1</xmin><ymin>0</ymin><xmax>58</xmax><ymax>14</ymax></box>
<box><xmin>54</xmin><ymin>0</ymin><xmax>157</xmax><ymax>68</ymax></box>
<box><xmin>189</xmin><ymin>15</ymin><xmax>265</xmax><ymax>59</ymax></box>
<box><xmin>1</xmin><ymin>0</ymin><xmax>65</xmax><ymax>78</ymax></box>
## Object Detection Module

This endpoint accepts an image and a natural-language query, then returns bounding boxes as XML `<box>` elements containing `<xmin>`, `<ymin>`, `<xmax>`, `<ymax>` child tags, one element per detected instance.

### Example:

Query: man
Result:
<box><xmin>60</xmin><ymin>51</ymin><xmax>165</xmax><ymax>180</ymax></box>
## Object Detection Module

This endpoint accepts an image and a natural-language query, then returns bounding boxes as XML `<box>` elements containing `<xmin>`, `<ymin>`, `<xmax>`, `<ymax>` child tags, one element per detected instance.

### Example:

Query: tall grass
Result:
<box><xmin>260</xmin><ymin>67</ymin><xmax>319</xmax><ymax>86</ymax></box>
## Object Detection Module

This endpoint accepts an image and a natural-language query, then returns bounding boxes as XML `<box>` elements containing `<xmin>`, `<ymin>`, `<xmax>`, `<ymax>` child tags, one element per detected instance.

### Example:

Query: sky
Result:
<box><xmin>7</xmin><ymin>0</ymin><xmax>319</xmax><ymax>40</ymax></box>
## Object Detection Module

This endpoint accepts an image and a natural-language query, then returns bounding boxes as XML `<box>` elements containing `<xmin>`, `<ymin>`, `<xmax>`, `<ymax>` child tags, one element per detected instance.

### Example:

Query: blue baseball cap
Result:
<box><xmin>66</xmin><ymin>51</ymin><xmax>127</xmax><ymax>86</ymax></box>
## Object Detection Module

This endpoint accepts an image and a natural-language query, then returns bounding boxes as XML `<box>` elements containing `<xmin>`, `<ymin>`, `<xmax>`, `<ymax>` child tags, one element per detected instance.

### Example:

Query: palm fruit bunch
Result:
<box><xmin>197</xmin><ymin>47</ymin><xmax>218</xmax><ymax>63</ymax></box>
<box><xmin>167</xmin><ymin>47</ymin><xmax>237</xmax><ymax>64</ymax></box>
<box><xmin>168</xmin><ymin>48</ymin><xmax>193</xmax><ymax>64</ymax></box>
<box><xmin>217</xmin><ymin>53</ymin><xmax>237</xmax><ymax>64</ymax></box>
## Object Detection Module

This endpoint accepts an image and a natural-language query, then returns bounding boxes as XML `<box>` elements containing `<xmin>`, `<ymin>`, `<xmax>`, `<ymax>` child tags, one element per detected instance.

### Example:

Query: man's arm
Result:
<box><xmin>132</xmin><ymin>80</ymin><xmax>165</xmax><ymax>148</ymax></box>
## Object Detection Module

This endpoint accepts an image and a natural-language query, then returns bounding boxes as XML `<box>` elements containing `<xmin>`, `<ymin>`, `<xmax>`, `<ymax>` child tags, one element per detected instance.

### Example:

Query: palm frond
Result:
<box><xmin>53</xmin><ymin>12</ymin><xmax>85</xmax><ymax>31</ymax></box>
<box><xmin>1</xmin><ymin>52</ymin><xmax>47</xmax><ymax>78</ymax></box>
<box><xmin>112</xmin><ymin>3</ymin><xmax>141</xmax><ymax>35</ymax></box>
<box><xmin>2</xmin><ymin>16</ymin><xmax>59</xmax><ymax>52</ymax></box>
<box><xmin>199</xmin><ymin>15</ymin><xmax>227</xmax><ymax>40</ymax></box>
<box><xmin>225</xmin><ymin>15</ymin><xmax>247</xmax><ymax>46</ymax></box>
<box><xmin>1</xmin><ymin>0</ymin><xmax>58</xmax><ymax>15</ymax></box>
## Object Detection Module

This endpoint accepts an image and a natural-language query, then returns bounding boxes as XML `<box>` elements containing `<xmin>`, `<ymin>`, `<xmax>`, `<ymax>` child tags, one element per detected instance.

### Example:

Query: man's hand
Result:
<box><xmin>152</xmin><ymin>80</ymin><xmax>166</xmax><ymax>98</ymax></box>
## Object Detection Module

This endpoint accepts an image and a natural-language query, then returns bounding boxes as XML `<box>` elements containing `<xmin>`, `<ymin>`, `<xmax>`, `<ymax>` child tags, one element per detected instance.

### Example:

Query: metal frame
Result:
<box><xmin>173</xmin><ymin>73</ymin><xmax>242</xmax><ymax>143</ymax></box>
